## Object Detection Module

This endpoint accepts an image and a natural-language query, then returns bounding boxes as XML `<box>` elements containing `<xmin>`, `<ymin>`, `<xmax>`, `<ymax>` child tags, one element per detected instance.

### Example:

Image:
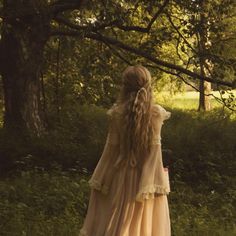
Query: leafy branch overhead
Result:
<box><xmin>1</xmin><ymin>0</ymin><xmax>235</xmax><ymax>88</ymax></box>
<box><xmin>50</xmin><ymin>0</ymin><xmax>235</xmax><ymax>88</ymax></box>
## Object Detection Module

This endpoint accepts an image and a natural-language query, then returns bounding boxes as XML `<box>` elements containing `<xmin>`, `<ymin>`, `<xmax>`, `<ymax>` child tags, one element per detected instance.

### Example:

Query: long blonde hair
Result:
<box><xmin>116</xmin><ymin>65</ymin><xmax>154</xmax><ymax>165</ymax></box>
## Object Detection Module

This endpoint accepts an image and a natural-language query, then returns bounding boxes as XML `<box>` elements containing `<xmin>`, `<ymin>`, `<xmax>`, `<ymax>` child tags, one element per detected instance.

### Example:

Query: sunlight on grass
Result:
<box><xmin>154</xmin><ymin>90</ymin><xmax>236</xmax><ymax>110</ymax></box>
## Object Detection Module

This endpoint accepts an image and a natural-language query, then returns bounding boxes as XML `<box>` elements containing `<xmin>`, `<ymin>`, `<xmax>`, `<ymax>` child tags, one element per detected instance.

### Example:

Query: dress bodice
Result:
<box><xmin>89</xmin><ymin>103</ymin><xmax>171</xmax><ymax>202</ymax></box>
<box><xmin>106</xmin><ymin>103</ymin><xmax>171</xmax><ymax>147</ymax></box>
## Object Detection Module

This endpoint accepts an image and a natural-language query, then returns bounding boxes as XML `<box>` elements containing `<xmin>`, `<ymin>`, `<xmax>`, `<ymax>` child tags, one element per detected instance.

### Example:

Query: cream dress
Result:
<box><xmin>79</xmin><ymin>104</ymin><xmax>171</xmax><ymax>236</ymax></box>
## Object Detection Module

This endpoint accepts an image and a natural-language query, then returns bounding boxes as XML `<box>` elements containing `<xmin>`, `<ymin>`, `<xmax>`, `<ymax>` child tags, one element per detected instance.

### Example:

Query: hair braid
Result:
<box><xmin>116</xmin><ymin>65</ymin><xmax>154</xmax><ymax>166</ymax></box>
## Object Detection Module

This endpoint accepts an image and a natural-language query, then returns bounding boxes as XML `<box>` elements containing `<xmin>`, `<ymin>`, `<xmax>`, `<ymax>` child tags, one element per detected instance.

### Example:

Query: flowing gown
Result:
<box><xmin>79</xmin><ymin>103</ymin><xmax>171</xmax><ymax>236</ymax></box>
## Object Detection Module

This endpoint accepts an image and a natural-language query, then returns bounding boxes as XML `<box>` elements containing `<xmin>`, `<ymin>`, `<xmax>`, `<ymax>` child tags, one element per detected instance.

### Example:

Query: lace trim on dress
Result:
<box><xmin>88</xmin><ymin>179</ymin><xmax>109</xmax><ymax>194</ymax></box>
<box><xmin>136</xmin><ymin>184</ymin><xmax>169</xmax><ymax>202</ymax></box>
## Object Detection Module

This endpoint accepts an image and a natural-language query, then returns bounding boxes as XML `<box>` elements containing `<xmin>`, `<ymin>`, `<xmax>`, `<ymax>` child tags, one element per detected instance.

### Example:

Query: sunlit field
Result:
<box><xmin>154</xmin><ymin>90</ymin><xmax>236</xmax><ymax>110</ymax></box>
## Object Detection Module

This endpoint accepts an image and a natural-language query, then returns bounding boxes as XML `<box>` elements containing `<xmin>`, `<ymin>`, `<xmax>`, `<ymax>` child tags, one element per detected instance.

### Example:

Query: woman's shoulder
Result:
<box><xmin>152</xmin><ymin>103</ymin><xmax>171</xmax><ymax>120</ymax></box>
<box><xmin>151</xmin><ymin>103</ymin><xmax>163</xmax><ymax>114</ymax></box>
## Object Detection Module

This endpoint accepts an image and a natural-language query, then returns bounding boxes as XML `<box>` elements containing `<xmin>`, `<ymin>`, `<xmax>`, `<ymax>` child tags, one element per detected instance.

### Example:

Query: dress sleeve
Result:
<box><xmin>106</xmin><ymin>104</ymin><xmax>120</xmax><ymax>145</ymax></box>
<box><xmin>88</xmin><ymin>104</ymin><xmax>120</xmax><ymax>194</ymax></box>
<box><xmin>136</xmin><ymin>104</ymin><xmax>171</xmax><ymax>202</ymax></box>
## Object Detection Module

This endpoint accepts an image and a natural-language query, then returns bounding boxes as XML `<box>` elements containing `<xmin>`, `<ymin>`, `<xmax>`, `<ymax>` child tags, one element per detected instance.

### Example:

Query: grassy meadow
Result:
<box><xmin>0</xmin><ymin>92</ymin><xmax>236</xmax><ymax>235</ymax></box>
<box><xmin>155</xmin><ymin>90</ymin><xmax>236</xmax><ymax>110</ymax></box>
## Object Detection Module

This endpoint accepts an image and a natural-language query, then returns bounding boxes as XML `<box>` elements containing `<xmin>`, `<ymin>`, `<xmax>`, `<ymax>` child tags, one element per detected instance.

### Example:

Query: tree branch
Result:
<box><xmin>145</xmin><ymin>63</ymin><xmax>199</xmax><ymax>91</ymax></box>
<box><xmin>114</xmin><ymin>0</ymin><xmax>170</xmax><ymax>33</ymax></box>
<box><xmin>166</xmin><ymin>12</ymin><xmax>197</xmax><ymax>53</ymax></box>
<box><xmin>54</xmin><ymin>0</ymin><xmax>169</xmax><ymax>33</ymax></box>
<box><xmin>147</xmin><ymin>63</ymin><xmax>236</xmax><ymax>111</ymax></box>
<box><xmin>104</xmin><ymin>43</ymin><xmax>133</xmax><ymax>65</ymax></box>
<box><xmin>54</xmin><ymin>16</ymin><xmax>117</xmax><ymax>31</ymax></box>
<box><xmin>49</xmin><ymin>0</ymin><xmax>85</xmax><ymax>15</ymax></box>
<box><xmin>147</xmin><ymin>0</ymin><xmax>170</xmax><ymax>30</ymax></box>
<box><xmin>0</xmin><ymin>1</ymin><xmax>84</xmax><ymax>19</ymax></box>
<box><xmin>51</xmin><ymin>29</ymin><xmax>236</xmax><ymax>88</ymax></box>
<box><xmin>87</xmin><ymin>33</ymin><xmax>236</xmax><ymax>87</ymax></box>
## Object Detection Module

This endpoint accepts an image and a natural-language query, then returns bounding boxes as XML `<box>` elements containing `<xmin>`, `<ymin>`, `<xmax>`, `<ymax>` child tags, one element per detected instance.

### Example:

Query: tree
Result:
<box><xmin>0</xmin><ymin>0</ymin><xmax>235</xmax><ymax>135</ymax></box>
<box><xmin>168</xmin><ymin>0</ymin><xmax>236</xmax><ymax>110</ymax></box>
<box><xmin>197</xmin><ymin>0</ymin><xmax>212</xmax><ymax>111</ymax></box>
<box><xmin>0</xmin><ymin>0</ymin><xmax>84</xmax><ymax>135</ymax></box>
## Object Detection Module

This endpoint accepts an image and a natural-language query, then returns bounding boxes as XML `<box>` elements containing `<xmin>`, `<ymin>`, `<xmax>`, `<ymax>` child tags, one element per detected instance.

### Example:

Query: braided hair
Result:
<box><xmin>116</xmin><ymin>65</ymin><xmax>154</xmax><ymax>165</ymax></box>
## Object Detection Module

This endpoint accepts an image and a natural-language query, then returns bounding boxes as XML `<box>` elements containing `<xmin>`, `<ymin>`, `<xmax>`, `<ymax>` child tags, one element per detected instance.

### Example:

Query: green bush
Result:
<box><xmin>0</xmin><ymin>169</ymin><xmax>90</xmax><ymax>236</ymax></box>
<box><xmin>169</xmin><ymin>182</ymin><xmax>236</xmax><ymax>235</ymax></box>
<box><xmin>162</xmin><ymin>108</ymin><xmax>236</xmax><ymax>235</ymax></box>
<box><xmin>162</xmin><ymin>108</ymin><xmax>236</xmax><ymax>187</ymax></box>
<box><xmin>0</xmin><ymin>104</ymin><xmax>108</xmax><ymax>174</ymax></box>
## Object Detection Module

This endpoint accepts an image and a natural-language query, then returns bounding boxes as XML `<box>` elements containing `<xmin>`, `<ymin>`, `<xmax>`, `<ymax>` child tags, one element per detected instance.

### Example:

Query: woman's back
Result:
<box><xmin>108</xmin><ymin>103</ymin><xmax>171</xmax><ymax>151</ymax></box>
<box><xmin>79</xmin><ymin>66</ymin><xmax>171</xmax><ymax>236</ymax></box>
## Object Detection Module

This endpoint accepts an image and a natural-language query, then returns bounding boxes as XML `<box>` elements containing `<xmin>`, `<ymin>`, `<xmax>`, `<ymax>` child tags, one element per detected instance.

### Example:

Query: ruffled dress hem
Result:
<box><xmin>88</xmin><ymin>179</ymin><xmax>170</xmax><ymax>202</ymax></box>
<box><xmin>136</xmin><ymin>184</ymin><xmax>169</xmax><ymax>202</ymax></box>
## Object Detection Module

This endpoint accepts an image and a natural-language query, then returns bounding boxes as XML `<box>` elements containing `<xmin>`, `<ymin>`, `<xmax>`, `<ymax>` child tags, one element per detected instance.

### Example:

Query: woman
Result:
<box><xmin>79</xmin><ymin>65</ymin><xmax>171</xmax><ymax>236</ymax></box>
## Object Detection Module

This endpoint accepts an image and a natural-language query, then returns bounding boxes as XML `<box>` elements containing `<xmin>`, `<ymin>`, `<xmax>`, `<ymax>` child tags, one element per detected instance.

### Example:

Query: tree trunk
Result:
<box><xmin>0</xmin><ymin>1</ymin><xmax>50</xmax><ymax>135</ymax></box>
<box><xmin>198</xmin><ymin>1</ymin><xmax>212</xmax><ymax>111</ymax></box>
<box><xmin>198</xmin><ymin>60</ymin><xmax>211</xmax><ymax>111</ymax></box>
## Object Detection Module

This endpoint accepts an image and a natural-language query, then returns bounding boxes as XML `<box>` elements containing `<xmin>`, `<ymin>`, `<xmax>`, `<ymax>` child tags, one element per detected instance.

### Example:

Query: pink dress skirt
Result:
<box><xmin>79</xmin><ymin>160</ymin><xmax>171</xmax><ymax>236</ymax></box>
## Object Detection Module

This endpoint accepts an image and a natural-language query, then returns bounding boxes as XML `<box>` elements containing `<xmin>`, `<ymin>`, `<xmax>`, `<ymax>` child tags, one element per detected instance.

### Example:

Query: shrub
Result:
<box><xmin>0</xmin><ymin>104</ymin><xmax>108</xmax><ymax>174</ymax></box>
<box><xmin>0</xmin><ymin>169</ymin><xmax>90</xmax><ymax>236</ymax></box>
